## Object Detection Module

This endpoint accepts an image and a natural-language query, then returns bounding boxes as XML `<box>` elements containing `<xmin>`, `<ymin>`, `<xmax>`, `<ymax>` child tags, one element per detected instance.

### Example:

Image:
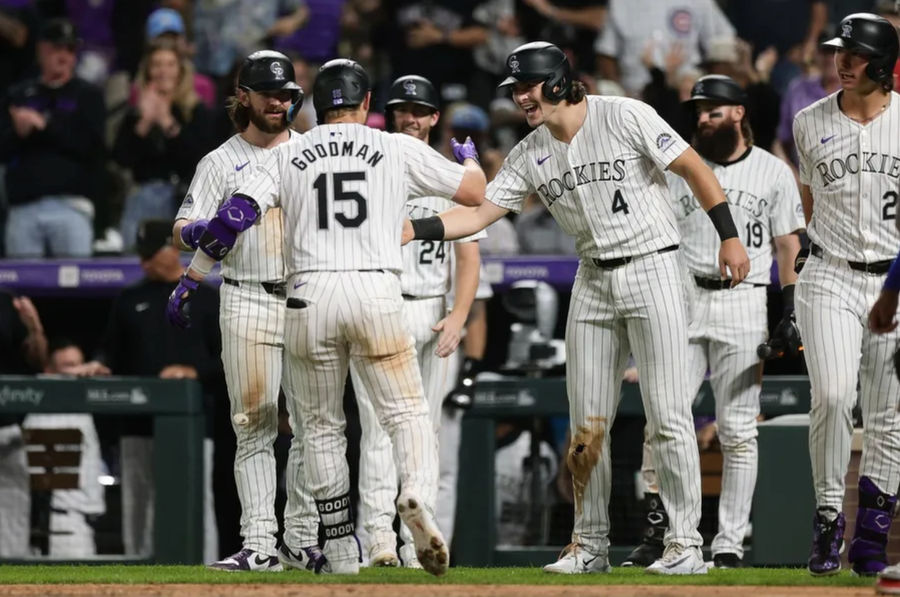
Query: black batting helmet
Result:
<box><xmin>313</xmin><ymin>59</ymin><xmax>370</xmax><ymax>124</ymax></box>
<box><xmin>684</xmin><ymin>75</ymin><xmax>747</xmax><ymax>106</ymax></box>
<box><xmin>238</xmin><ymin>51</ymin><xmax>302</xmax><ymax>97</ymax></box>
<box><xmin>386</xmin><ymin>75</ymin><xmax>439</xmax><ymax>111</ymax></box>
<box><xmin>498</xmin><ymin>41</ymin><xmax>571</xmax><ymax>102</ymax></box>
<box><xmin>823</xmin><ymin>13</ymin><xmax>899</xmax><ymax>84</ymax></box>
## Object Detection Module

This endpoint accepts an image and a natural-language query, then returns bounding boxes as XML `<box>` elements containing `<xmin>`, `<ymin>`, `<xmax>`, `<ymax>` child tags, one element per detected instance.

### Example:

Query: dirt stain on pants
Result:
<box><xmin>566</xmin><ymin>416</ymin><xmax>607</xmax><ymax>515</ymax></box>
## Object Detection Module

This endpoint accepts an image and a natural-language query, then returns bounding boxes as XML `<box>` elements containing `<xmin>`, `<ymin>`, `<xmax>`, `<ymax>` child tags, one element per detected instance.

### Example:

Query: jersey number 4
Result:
<box><xmin>612</xmin><ymin>189</ymin><xmax>630</xmax><ymax>215</ymax></box>
<box><xmin>314</xmin><ymin>171</ymin><xmax>367</xmax><ymax>229</ymax></box>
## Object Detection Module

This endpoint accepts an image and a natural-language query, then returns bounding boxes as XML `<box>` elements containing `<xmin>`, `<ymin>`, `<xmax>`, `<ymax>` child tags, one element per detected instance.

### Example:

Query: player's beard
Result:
<box><xmin>693</xmin><ymin>122</ymin><xmax>739</xmax><ymax>163</ymax></box>
<box><xmin>249</xmin><ymin>106</ymin><xmax>289</xmax><ymax>134</ymax></box>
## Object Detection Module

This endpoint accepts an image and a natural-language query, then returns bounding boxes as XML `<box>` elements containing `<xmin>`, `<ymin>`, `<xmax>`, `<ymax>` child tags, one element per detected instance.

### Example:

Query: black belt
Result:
<box><xmin>402</xmin><ymin>294</ymin><xmax>439</xmax><ymax>300</ymax></box>
<box><xmin>810</xmin><ymin>243</ymin><xmax>892</xmax><ymax>275</ymax></box>
<box><xmin>693</xmin><ymin>276</ymin><xmax>767</xmax><ymax>290</ymax></box>
<box><xmin>222</xmin><ymin>277</ymin><xmax>287</xmax><ymax>297</ymax></box>
<box><xmin>592</xmin><ymin>245</ymin><xmax>678</xmax><ymax>269</ymax></box>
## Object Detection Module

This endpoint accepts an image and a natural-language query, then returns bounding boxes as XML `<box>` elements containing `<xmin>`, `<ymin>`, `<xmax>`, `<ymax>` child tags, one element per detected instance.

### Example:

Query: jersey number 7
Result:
<box><xmin>315</xmin><ymin>171</ymin><xmax>368</xmax><ymax>229</ymax></box>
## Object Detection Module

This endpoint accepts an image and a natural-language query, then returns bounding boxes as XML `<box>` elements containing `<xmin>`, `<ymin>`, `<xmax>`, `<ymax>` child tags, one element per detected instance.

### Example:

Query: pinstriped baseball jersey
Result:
<box><xmin>793</xmin><ymin>91</ymin><xmax>900</xmax><ymax>262</ymax></box>
<box><xmin>176</xmin><ymin>133</ymin><xmax>297</xmax><ymax>282</ymax></box>
<box><xmin>239</xmin><ymin>124</ymin><xmax>466</xmax><ymax>274</ymax></box>
<box><xmin>594</xmin><ymin>0</ymin><xmax>734</xmax><ymax>95</ymax></box>
<box><xmin>402</xmin><ymin>196</ymin><xmax>486</xmax><ymax>298</ymax></box>
<box><xmin>667</xmin><ymin>146</ymin><xmax>804</xmax><ymax>285</ymax></box>
<box><xmin>487</xmin><ymin>95</ymin><xmax>687</xmax><ymax>260</ymax></box>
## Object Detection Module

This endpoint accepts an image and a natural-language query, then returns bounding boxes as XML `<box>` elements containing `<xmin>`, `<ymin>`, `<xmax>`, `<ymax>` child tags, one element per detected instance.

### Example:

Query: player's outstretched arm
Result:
<box><xmin>434</xmin><ymin>241</ymin><xmax>481</xmax><ymax>358</ymax></box>
<box><xmin>449</xmin><ymin>136</ymin><xmax>486</xmax><ymax>207</ymax></box>
<box><xmin>774</xmin><ymin>232</ymin><xmax>801</xmax><ymax>289</ymax></box>
<box><xmin>669</xmin><ymin>147</ymin><xmax>750</xmax><ymax>285</ymax></box>
<box><xmin>406</xmin><ymin>200</ymin><xmax>509</xmax><ymax>244</ymax></box>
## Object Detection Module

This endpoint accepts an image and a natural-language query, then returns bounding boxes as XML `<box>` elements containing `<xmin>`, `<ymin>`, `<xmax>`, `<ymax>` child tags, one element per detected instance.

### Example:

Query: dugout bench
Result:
<box><xmin>455</xmin><ymin>376</ymin><xmax>815</xmax><ymax>567</ymax></box>
<box><xmin>0</xmin><ymin>376</ymin><xmax>204</xmax><ymax>564</ymax></box>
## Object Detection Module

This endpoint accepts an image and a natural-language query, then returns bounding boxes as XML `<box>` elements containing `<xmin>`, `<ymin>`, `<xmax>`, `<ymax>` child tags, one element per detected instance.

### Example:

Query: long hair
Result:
<box><xmin>565</xmin><ymin>80</ymin><xmax>587</xmax><ymax>104</ymax></box>
<box><xmin>226</xmin><ymin>93</ymin><xmax>250</xmax><ymax>132</ymax></box>
<box><xmin>136</xmin><ymin>38</ymin><xmax>199</xmax><ymax>122</ymax></box>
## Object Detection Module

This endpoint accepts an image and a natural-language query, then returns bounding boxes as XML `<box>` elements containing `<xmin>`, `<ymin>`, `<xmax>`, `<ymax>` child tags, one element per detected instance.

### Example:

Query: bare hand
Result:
<box><xmin>754</xmin><ymin>46</ymin><xmax>778</xmax><ymax>79</ymax></box>
<box><xmin>12</xmin><ymin>296</ymin><xmax>42</xmax><ymax>334</ymax></box>
<box><xmin>719</xmin><ymin>237</ymin><xmax>750</xmax><ymax>286</ymax></box>
<box><xmin>401</xmin><ymin>218</ymin><xmax>414</xmax><ymax>246</ymax></box>
<box><xmin>432</xmin><ymin>315</ymin><xmax>465</xmax><ymax>358</ymax></box>
<box><xmin>67</xmin><ymin>361</ymin><xmax>112</xmax><ymax>377</ymax></box>
<box><xmin>665</xmin><ymin>42</ymin><xmax>686</xmax><ymax>74</ymax></box>
<box><xmin>407</xmin><ymin>21</ymin><xmax>444</xmax><ymax>48</ymax></box>
<box><xmin>622</xmin><ymin>366</ymin><xmax>639</xmax><ymax>383</ymax></box>
<box><xmin>159</xmin><ymin>364</ymin><xmax>198</xmax><ymax>379</ymax></box>
<box><xmin>9</xmin><ymin>106</ymin><xmax>46</xmax><ymax>137</ymax></box>
<box><xmin>869</xmin><ymin>291</ymin><xmax>900</xmax><ymax>334</ymax></box>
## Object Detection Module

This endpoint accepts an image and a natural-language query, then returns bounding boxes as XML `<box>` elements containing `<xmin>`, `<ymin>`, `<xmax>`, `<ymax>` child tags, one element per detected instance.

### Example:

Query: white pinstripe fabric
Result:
<box><xmin>794</xmin><ymin>90</ymin><xmax>900</xmax><ymax>507</ymax></box>
<box><xmin>177</xmin><ymin>131</ymin><xmax>318</xmax><ymax>557</ymax></box>
<box><xmin>567</xmin><ymin>251</ymin><xmax>703</xmax><ymax>553</ymax></box>
<box><xmin>283</xmin><ymin>271</ymin><xmax>437</xmax><ymax>563</ymax></box>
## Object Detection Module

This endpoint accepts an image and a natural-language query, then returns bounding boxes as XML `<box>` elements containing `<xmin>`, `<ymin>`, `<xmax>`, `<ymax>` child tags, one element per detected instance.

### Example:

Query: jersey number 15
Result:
<box><xmin>315</xmin><ymin>171</ymin><xmax>368</xmax><ymax>229</ymax></box>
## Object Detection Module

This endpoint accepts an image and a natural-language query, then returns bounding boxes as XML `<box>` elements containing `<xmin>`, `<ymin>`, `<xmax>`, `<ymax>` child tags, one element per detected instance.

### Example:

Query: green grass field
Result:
<box><xmin>0</xmin><ymin>566</ymin><xmax>878</xmax><ymax>587</ymax></box>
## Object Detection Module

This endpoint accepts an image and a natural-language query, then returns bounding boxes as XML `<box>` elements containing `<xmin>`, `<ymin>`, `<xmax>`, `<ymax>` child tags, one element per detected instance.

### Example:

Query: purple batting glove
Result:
<box><xmin>180</xmin><ymin>219</ymin><xmax>209</xmax><ymax>250</ymax></box>
<box><xmin>450</xmin><ymin>136</ymin><xmax>480</xmax><ymax>164</ymax></box>
<box><xmin>166</xmin><ymin>273</ymin><xmax>200</xmax><ymax>328</ymax></box>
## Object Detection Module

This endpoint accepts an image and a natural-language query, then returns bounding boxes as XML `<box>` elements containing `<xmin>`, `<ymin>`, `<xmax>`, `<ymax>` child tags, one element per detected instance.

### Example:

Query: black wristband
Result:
<box><xmin>410</xmin><ymin>216</ymin><xmax>445</xmax><ymax>241</ymax></box>
<box><xmin>782</xmin><ymin>284</ymin><xmax>795</xmax><ymax>314</ymax></box>
<box><xmin>707</xmin><ymin>202</ymin><xmax>739</xmax><ymax>241</ymax></box>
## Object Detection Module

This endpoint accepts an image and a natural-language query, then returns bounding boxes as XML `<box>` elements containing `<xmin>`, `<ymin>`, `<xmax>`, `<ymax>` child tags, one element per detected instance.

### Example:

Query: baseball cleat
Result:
<box><xmin>646</xmin><ymin>544</ymin><xmax>709</xmax><ymax>575</ymax></box>
<box><xmin>877</xmin><ymin>564</ymin><xmax>900</xmax><ymax>594</ymax></box>
<box><xmin>543</xmin><ymin>543</ymin><xmax>611</xmax><ymax>574</ymax></box>
<box><xmin>399</xmin><ymin>543</ymin><xmax>424</xmax><ymax>569</ymax></box>
<box><xmin>277</xmin><ymin>543</ymin><xmax>327</xmax><ymax>573</ymax></box>
<box><xmin>369</xmin><ymin>547</ymin><xmax>400</xmax><ymax>568</ymax></box>
<box><xmin>208</xmin><ymin>548</ymin><xmax>283</xmax><ymax>572</ymax></box>
<box><xmin>621</xmin><ymin>541</ymin><xmax>664</xmax><ymax>567</ymax></box>
<box><xmin>713</xmin><ymin>552</ymin><xmax>742</xmax><ymax>568</ymax></box>
<box><xmin>396</xmin><ymin>492</ymin><xmax>448</xmax><ymax>576</ymax></box>
<box><xmin>808</xmin><ymin>509</ymin><xmax>845</xmax><ymax>576</ymax></box>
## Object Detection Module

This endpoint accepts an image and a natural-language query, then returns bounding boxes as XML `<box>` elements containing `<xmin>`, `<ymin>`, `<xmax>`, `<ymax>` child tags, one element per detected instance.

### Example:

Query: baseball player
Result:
<box><xmin>172</xmin><ymin>51</ymin><xmax>325</xmax><ymax>572</ymax></box>
<box><xmin>352</xmin><ymin>75</ymin><xmax>485</xmax><ymax>568</ymax></box>
<box><xmin>623</xmin><ymin>75</ymin><xmax>804</xmax><ymax>569</ymax></box>
<box><xmin>869</xmin><ymin>184</ymin><xmax>900</xmax><ymax>596</ymax></box>
<box><xmin>404</xmin><ymin>41</ymin><xmax>750</xmax><ymax>575</ymax></box>
<box><xmin>167</xmin><ymin>58</ymin><xmax>486</xmax><ymax>576</ymax></box>
<box><xmin>792</xmin><ymin>13</ymin><xmax>900</xmax><ymax>577</ymax></box>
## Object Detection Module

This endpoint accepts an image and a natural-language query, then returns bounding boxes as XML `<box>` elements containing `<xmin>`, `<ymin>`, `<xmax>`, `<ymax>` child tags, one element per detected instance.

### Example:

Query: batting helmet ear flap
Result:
<box><xmin>286</xmin><ymin>88</ymin><xmax>305</xmax><ymax>123</ymax></box>
<box><xmin>542</xmin><ymin>65</ymin><xmax>570</xmax><ymax>103</ymax></box>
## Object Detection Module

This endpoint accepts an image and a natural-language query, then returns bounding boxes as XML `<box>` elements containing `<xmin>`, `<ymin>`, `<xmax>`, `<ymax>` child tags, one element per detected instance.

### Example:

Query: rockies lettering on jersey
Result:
<box><xmin>237</xmin><ymin>124</ymin><xmax>466</xmax><ymax>274</ymax></box>
<box><xmin>488</xmin><ymin>95</ymin><xmax>686</xmax><ymax>260</ymax></box>
<box><xmin>793</xmin><ymin>90</ymin><xmax>900</xmax><ymax>262</ymax></box>
<box><xmin>668</xmin><ymin>147</ymin><xmax>804</xmax><ymax>285</ymax></box>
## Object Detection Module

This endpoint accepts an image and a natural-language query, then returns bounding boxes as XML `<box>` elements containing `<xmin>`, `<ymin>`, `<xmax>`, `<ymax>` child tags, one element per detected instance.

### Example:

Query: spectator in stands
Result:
<box><xmin>0</xmin><ymin>0</ymin><xmax>38</xmax><ymax>92</ymax></box>
<box><xmin>595</xmin><ymin>0</ymin><xmax>734</xmax><ymax>97</ymax></box>
<box><xmin>142</xmin><ymin>7</ymin><xmax>217</xmax><ymax>110</ymax></box>
<box><xmin>725</xmin><ymin>0</ymin><xmax>827</xmax><ymax>93</ymax></box>
<box><xmin>65</xmin><ymin>0</ymin><xmax>116</xmax><ymax>85</ymax></box>
<box><xmin>0</xmin><ymin>18</ymin><xmax>106</xmax><ymax>258</ymax></box>
<box><xmin>640</xmin><ymin>39</ymin><xmax>702</xmax><ymax>139</ymax></box>
<box><xmin>73</xmin><ymin>220</ymin><xmax>228</xmax><ymax>561</ymax></box>
<box><xmin>274</xmin><ymin>0</ymin><xmax>342</xmax><ymax>65</ymax></box>
<box><xmin>382</xmin><ymin>0</ymin><xmax>488</xmax><ymax>105</ymax></box>
<box><xmin>113</xmin><ymin>38</ymin><xmax>213</xmax><ymax>253</ymax></box>
<box><xmin>23</xmin><ymin>338</ymin><xmax>106</xmax><ymax>558</ymax></box>
<box><xmin>193</xmin><ymin>0</ymin><xmax>309</xmax><ymax>80</ymax></box>
<box><xmin>774</xmin><ymin>38</ymin><xmax>839</xmax><ymax>169</ymax></box>
<box><xmin>0</xmin><ymin>290</ymin><xmax>47</xmax><ymax>557</ymax></box>
<box><xmin>288</xmin><ymin>53</ymin><xmax>316</xmax><ymax>132</ymax></box>
<box><xmin>703</xmin><ymin>37</ymin><xmax>782</xmax><ymax>152</ymax></box>
<box><xmin>470</xmin><ymin>0</ymin><xmax>525</xmax><ymax>109</ymax></box>
<box><xmin>517</xmin><ymin>0</ymin><xmax>607</xmax><ymax>72</ymax></box>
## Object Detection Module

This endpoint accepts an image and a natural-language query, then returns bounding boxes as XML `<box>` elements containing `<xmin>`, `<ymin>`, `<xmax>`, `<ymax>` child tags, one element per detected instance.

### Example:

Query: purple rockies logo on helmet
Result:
<box><xmin>403</xmin><ymin>79</ymin><xmax>417</xmax><ymax>96</ymax></box>
<box><xmin>694</xmin><ymin>81</ymin><xmax>704</xmax><ymax>95</ymax></box>
<box><xmin>270</xmin><ymin>61</ymin><xmax>284</xmax><ymax>79</ymax></box>
<box><xmin>509</xmin><ymin>55</ymin><xmax>520</xmax><ymax>74</ymax></box>
<box><xmin>332</xmin><ymin>88</ymin><xmax>343</xmax><ymax>106</ymax></box>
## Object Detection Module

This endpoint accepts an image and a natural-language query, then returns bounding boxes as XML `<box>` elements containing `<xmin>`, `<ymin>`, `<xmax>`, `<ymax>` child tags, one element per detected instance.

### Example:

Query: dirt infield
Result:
<box><xmin>0</xmin><ymin>585</ymin><xmax>880</xmax><ymax>597</ymax></box>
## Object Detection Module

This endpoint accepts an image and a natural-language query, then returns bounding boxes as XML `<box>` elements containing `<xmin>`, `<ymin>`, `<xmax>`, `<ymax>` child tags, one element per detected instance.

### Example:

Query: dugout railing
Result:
<box><xmin>455</xmin><ymin>376</ymin><xmax>814</xmax><ymax>567</ymax></box>
<box><xmin>0</xmin><ymin>376</ymin><xmax>204</xmax><ymax>564</ymax></box>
